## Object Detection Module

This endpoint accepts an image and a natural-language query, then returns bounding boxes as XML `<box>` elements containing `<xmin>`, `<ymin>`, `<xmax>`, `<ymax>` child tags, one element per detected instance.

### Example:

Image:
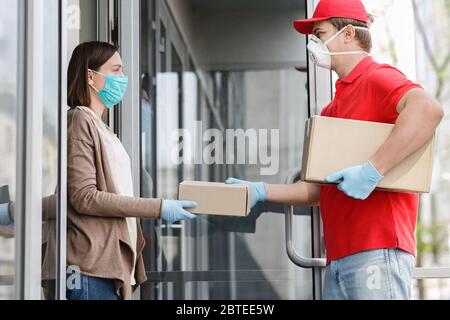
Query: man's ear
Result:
<box><xmin>344</xmin><ymin>25</ymin><xmax>356</xmax><ymax>43</ymax></box>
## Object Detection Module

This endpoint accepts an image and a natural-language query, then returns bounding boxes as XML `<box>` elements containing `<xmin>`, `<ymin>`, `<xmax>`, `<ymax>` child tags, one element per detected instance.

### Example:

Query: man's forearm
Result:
<box><xmin>265</xmin><ymin>182</ymin><xmax>320</xmax><ymax>207</ymax></box>
<box><xmin>370</xmin><ymin>97</ymin><xmax>443</xmax><ymax>175</ymax></box>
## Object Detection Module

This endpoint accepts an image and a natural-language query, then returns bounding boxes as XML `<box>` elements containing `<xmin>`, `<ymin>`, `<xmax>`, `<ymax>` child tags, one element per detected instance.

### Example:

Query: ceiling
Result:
<box><xmin>190</xmin><ymin>0</ymin><xmax>305</xmax><ymax>10</ymax></box>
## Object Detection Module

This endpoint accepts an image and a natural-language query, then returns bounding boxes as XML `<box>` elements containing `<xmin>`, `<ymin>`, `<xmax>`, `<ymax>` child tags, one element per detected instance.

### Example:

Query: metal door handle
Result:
<box><xmin>284</xmin><ymin>167</ymin><xmax>326</xmax><ymax>268</ymax></box>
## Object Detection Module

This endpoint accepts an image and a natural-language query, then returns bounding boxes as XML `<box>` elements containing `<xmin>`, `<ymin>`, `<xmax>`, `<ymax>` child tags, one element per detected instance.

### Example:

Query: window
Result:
<box><xmin>0</xmin><ymin>0</ymin><xmax>19</xmax><ymax>299</ymax></box>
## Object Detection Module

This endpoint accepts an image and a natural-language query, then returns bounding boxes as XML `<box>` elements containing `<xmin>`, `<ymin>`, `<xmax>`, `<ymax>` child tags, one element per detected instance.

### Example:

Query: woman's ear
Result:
<box><xmin>87</xmin><ymin>69</ymin><xmax>95</xmax><ymax>86</ymax></box>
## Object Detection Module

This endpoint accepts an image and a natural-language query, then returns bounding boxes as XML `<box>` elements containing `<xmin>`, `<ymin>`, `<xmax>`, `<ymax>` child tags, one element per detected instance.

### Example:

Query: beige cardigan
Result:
<box><xmin>65</xmin><ymin>106</ymin><xmax>162</xmax><ymax>299</ymax></box>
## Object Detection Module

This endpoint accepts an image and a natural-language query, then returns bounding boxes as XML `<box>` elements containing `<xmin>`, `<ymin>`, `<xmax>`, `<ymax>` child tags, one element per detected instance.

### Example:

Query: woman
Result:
<box><xmin>65</xmin><ymin>41</ymin><xmax>197</xmax><ymax>300</ymax></box>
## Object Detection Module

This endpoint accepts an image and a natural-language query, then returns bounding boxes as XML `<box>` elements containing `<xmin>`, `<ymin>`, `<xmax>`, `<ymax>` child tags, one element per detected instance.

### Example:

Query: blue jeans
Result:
<box><xmin>323</xmin><ymin>248</ymin><xmax>415</xmax><ymax>300</ymax></box>
<box><xmin>66</xmin><ymin>272</ymin><xmax>120</xmax><ymax>300</ymax></box>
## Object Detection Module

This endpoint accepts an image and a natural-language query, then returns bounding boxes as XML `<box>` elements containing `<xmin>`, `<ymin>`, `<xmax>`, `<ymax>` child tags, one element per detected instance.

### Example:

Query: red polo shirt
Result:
<box><xmin>320</xmin><ymin>56</ymin><xmax>422</xmax><ymax>263</ymax></box>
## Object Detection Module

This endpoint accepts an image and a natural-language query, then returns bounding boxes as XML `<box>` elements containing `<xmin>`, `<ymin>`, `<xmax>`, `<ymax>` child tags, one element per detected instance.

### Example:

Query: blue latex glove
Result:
<box><xmin>0</xmin><ymin>203</ymin><xmax>12</xmax><ymax>226</ymax></box>
<box><xmin>225</xmin><ymin>177</ymin><xmax>267</xmax><ymax>209</ymax></box>
<box><xmin>325</xmin><ymin>160</ymin><xmax>384</xmax><ymax>200</ymax></box>
<box><xmin>161</xmin><ymin>200</ymin><xmax>197</xmax><ymax>224</ymax></box>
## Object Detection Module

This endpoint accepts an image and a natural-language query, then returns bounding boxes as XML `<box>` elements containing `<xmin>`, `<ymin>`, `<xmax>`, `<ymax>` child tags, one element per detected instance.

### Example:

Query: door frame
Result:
<box><xmin>15</xmin><ymin>0</ymin><xmax>44</xmax><ymax>300</ymax></box>
<box><xmin>305</xmin><ymin>0</ymin><xmax>332</xmax><ymax>301</ymax></box>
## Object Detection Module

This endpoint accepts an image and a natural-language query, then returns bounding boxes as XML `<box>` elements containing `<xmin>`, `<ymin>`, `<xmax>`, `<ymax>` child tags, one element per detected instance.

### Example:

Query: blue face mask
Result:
<box><xmin>89</xmin><ymin>69</ymin><xmax>128</xmax><ymax>109</ymax></box>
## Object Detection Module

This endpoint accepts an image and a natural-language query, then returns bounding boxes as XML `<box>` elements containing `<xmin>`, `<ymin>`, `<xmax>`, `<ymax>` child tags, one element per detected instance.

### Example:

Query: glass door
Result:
<box><xmin>140</xmin><ymin>0</ymin><xmax>315</xmax><ymax>300</ymax></box>
<box><xmin>0</xmin><ymin>0</ymin><xmax>20</xmax><ymax>300</ymax></box>
<box><xmin>138</xmin><ymin>0</ymin><xmax>450</xmax><ymax>301</ymax></box>
<box><xmin>1</xmin><ymin>0</ymin><xmax>66</xmax><ymax>300</ymax></box>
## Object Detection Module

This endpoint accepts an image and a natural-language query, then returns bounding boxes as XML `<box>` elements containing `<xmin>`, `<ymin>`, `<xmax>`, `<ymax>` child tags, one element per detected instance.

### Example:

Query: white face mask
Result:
<box><xmin>307</xmin><ymin>26</ymin><xmax>370</xmax><ymax>69</ymax></box>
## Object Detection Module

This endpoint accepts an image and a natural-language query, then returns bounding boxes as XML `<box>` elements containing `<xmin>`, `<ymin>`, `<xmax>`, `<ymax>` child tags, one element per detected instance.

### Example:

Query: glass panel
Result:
<box><xmin>40</xmin><ymin>0</ymin><xmax>60</xmax><ymax>300</ymax></box>
<box><xmin>412</xmin><ymin>0</ymin><xmax>450</xmax><ymax>275</ymax></box>
<box><xmin>67</xmin><ymin>0</ymin><xmax>98</xmax><ymax>57</ymax></box>
<box><xmin>140</xmin><ymin>0</ymin><xmax>157</xmax><ymax>199</ymax></box>
<box><xmin>140</xmin><ymin>1</ymin><xmax>312</xmax><ymax>300</ymax></box>
<box><xmin>0</xmin><ymin>0</ymin><xmax>18</xmax><ymax>299</ymax></box>
<box><xmin>150</xmin><ymin>61</ymin><xmax>313</xmax><ymax>300</ymax></box>
<box><xmin>200</xmin><ymin>69</ymin><xmax>312</xmax><ymax>300</ymax></box>
<box><xmin>156</xmin><ymin>23</ymin><xmax>179</xmax><ymax>200</ymax></box>
<box><xmin>156</xmin><ymin>44</ymin><xmax>184</xmax><ymax>295</ymax></box>
<box><xmin>140</xmin><ymin>0</ymin><xmax>161</xmax><ymax>300</ymax></box>
<box><xmin>181</xmin><ymin>65</ymin><xmax>198</xmax><ymax>181</ymax></box>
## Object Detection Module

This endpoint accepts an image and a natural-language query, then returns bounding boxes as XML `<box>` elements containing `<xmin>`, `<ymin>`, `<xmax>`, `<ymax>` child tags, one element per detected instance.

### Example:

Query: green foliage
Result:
<box><xmin>416</xmin><ymin>221</ymin><xmax>448</xmax><ymax>261</ymax></box>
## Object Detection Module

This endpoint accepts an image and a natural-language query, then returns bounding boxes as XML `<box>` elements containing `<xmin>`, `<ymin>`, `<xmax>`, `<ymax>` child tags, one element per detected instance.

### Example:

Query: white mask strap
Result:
<box><xmin>88</xmin><ymin>69</ymin><xmax>102</xmax><ymax>93</ymax></box>
<box><xmin>89</xmin><ymin>69</ymin><xmax>107</xmax><ymax>77</ymax></box>
<box><xmin>329</xmin><ymin>51</ymin><xmax>369</xmax><ymax>56</ymax></box>
<box><xmin>324</xmin><ymin>26</ymin><xmax>370</xmax><ymax>46</ymax></box>
<box><xmin>89</xmin><ymin>84</ymin><xmax>99</xmax><ymax>93</ymax></box>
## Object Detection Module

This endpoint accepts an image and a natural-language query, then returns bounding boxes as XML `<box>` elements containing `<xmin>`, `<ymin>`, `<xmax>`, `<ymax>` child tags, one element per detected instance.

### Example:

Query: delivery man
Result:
<box><xmin>226</xmin><ymin>0</ymin><xmax>444</xmax><ymax>300</ymax></box>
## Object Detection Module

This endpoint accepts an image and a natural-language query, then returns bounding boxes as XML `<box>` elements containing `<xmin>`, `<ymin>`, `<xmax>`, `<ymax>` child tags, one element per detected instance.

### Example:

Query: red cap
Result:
<box><xmin>294</xmin><ymin>0</ymin><xmax>368</xmax><ymax>35</ymax></box>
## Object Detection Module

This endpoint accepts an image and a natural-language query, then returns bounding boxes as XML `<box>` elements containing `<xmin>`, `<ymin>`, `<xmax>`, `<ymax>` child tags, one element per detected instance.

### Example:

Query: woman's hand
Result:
<box><xmin>225</xmin><ymin>177</ymin><xmax>267</xmax><ymax>209</ymax></box>
<box><xmin>161</xmin><ymin>200</ymin><xmax>197</xmax><ymax>223</ymax></box>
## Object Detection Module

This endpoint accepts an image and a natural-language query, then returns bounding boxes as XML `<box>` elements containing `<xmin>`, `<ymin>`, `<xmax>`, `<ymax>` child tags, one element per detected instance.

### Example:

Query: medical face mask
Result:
<box><xmin>307</xmin><ymin>26</ymin><xmax>370</xmax><ymax>69</ymax></box>
<box><xmin>89</xmin><ymin>69</ymin><xmax>129</xmax><ymax>109</ymax></box>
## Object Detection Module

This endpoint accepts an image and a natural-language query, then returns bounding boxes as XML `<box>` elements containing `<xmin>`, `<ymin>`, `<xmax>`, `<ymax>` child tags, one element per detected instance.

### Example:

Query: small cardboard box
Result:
<box><xmin>301</xmin><ymin>116</ymin><xmax>436</xmax><ymax>193</ymax></box>
<box><xmin>178</xmin><ymin>181</ymin><xmax>250</xmax><ymax>216</ymax></box>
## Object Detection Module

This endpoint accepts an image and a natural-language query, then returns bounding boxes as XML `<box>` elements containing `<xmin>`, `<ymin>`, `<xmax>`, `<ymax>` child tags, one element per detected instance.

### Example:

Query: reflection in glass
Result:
<box><xmin>156</xmin><ymin>44</ymin><xmax>184</xmax><ymax>300</ymax></box>
<box><xmin>139</xmin><ymin>1</ymin><xmax>313</xmax><ymax>300</ymax></box>
<box><xmin>201</xmin><ymin>69</ymin><xmax>312</xmax><ymax>299</ymax></box>
<box><xmin>0</xmin><ymin>0</ymin><xmax>17</xmax><ymax>300</ymax></box>
<box><xmin>156</xmin><ymin>71</ymin><xmax>179</xmax><ymax>200</ymax></box>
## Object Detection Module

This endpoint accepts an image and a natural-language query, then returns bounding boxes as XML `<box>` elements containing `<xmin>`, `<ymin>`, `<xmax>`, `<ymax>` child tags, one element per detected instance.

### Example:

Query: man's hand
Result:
<box><xmin>325</xmin><ymin>160</ymin><xmax>384</xmax><ymax>200</ymax></box>
<box><xmin>225</xmin><ymin>177</ymin><xmax>267</xmax><ymax>208</ymax></box>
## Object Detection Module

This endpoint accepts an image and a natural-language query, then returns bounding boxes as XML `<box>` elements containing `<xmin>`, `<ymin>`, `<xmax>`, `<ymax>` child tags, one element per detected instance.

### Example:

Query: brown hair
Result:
<box><xmin>329</xmin><ymin>14</ymin><xmax>374</xmax><ymax>52</ymax></box>
<box><xmin>67</xmin><ymin>41</ymin><xmax>118</xmax><ymax>107</ymax></box>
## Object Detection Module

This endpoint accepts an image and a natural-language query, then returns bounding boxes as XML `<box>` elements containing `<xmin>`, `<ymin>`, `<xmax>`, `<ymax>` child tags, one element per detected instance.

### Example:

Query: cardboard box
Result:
<box><xmin>178</xmin><ymin>181</ymin><xmax>250</xmax><ymax>216</ymax></box>
<box><xmin>301</xmin><ymin>116</ymin><xmax>435</xmax><ymax>193</ymax></box>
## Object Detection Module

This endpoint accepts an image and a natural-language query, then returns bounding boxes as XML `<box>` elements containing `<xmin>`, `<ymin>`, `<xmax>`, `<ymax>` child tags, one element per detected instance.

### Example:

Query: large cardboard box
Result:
<box><xmin>301</xmin><ymin>116</ymin><xmax>435</xmax><ymax>193</ymax></box>
<box><xmin>178</xmin><ymin>181</ymin><xmax>250</xmax><ymax>216</ymax></box>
